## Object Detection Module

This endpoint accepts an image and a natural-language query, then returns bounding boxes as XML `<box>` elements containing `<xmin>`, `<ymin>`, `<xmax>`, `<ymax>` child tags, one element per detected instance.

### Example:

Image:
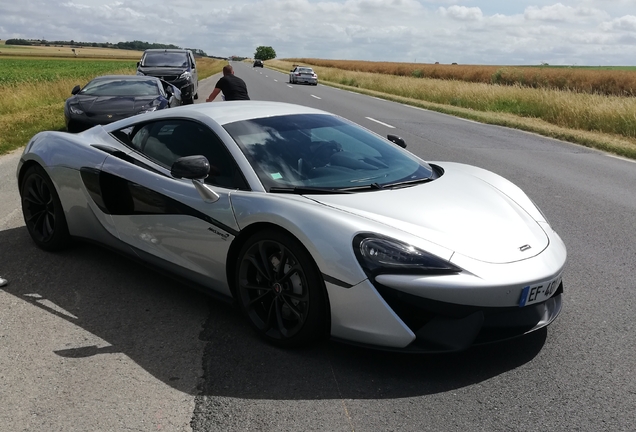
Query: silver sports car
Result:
<box><xmin>17</xmin><ymin>101</ymin><xmax>566</xmax><ymax>352</ymax></box>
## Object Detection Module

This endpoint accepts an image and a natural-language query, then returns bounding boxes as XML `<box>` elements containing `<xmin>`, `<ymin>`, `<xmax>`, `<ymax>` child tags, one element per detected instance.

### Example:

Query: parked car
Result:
<box><xmin>253</xmin><ymin>59</ymin><xmax>264</xmax><ymax>67</ymax></box>
<box><xmin>64</xmin><ymin>75</ymin><xmax>181</xmax><ymax>133</ymax></box>
<box><xmin>136</xmin><ymin>49</ymin><xmax>198</xmax><ymax>104</ymax></box>
<box><xmin>289</xmin><ymin>66</ymin><xmax>318</xmax><ymax>85</ymax></box>
<box><xmin>18</xmin><ymin>101</ymin><xmax>566</xmax><ymax>352</ymax></box>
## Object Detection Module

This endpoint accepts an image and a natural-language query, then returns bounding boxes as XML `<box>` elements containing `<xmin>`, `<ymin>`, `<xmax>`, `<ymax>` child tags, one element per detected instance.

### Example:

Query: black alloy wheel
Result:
<box><xmin>20</xmin><ymin>165</ymin><xmax>71</xmax><ymax>251</ymax></box>
<box><xmin>236</xmin><ymin>229</ymin><xmax>327</xmax><ymax>347</ymax></box>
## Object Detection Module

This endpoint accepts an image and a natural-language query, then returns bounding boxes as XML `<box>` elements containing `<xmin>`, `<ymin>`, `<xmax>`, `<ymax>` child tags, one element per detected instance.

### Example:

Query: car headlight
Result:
<box><xmin>179</xmin><ymin>71</ymin><xmax>192</xmax><ymax>81</ymax></box>
<box><xmin>136</xmin><ymin>70</ymin><xmax>145</xmax><ymax>76</ymax></box>
<box><xmin>69</xmin><ymin>106</ymin><xmax>84</xmax><ymax>115</ymax></box>
<box><xmin>353</xmin><ymin>234</ymin><xmax>461</xmax><ymax>277</ymax></box>
<box><xmin>137</xmin><ymin>106</ymin><xmax>158</xmax><ymax>115</ymax></box>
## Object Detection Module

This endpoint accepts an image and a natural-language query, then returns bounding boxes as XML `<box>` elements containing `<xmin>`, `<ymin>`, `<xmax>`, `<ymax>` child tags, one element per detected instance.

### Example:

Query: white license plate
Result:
<box><xmin>519</xmin><ymin>273</ymin><xmax>562</xmax><ymax>307</ymax></box>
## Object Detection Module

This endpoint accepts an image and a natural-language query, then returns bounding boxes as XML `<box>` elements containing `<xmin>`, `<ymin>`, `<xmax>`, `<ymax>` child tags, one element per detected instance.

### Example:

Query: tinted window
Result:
<box><xmin>224</xmin><ymin>114</ymin><xmax>434</xmax><ymax>191</ymax></box>
<box><xmin>142</xmin><ymin>52</ymin><xmax>189</xmax><ymax>68</ymax></box>
<box><xmin>119</xmin><ymin>120</ymin><xmax>248</xmax><ymax>190</ymax></box>
<box><xmin>81</xmin><ymin>79</ymin><xmax>160</xmax><ymax>96</ymax></box>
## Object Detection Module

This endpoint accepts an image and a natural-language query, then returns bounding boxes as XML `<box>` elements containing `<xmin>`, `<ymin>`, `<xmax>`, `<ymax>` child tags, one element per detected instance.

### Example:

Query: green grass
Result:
<box><xmin>0</xmin><ymin>58</ymin><xmax>136</xmax><ymax>85</ymax></box>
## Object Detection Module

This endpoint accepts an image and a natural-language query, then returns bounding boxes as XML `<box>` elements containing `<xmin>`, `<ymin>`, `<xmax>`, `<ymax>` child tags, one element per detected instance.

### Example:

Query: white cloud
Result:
<box><xmin>524</xmin><ymin>3</ymin><xmax>609</xmax><ymax>23</ymax></box>
<box><xmin>600</xmin><ymin>15</ymin><xmax>636</xmax><ymax>31</ymax></box>
<box><xmin>438</xmin><ymin>5</ymin><xmax>483</xmax><ymax>21</ymax></box>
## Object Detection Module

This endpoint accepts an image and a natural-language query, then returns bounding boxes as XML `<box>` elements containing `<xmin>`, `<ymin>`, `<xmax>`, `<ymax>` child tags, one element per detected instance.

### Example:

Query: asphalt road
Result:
<box><xmin>1</xmin><ymin>63</ymin><xmax>635</xmax><ymax>431</ymax></box>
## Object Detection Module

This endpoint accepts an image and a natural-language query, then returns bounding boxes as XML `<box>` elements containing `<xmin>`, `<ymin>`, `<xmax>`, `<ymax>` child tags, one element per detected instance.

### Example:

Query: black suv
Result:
<box><xmin>137</xmin><ymin>49</ymin><xmax>198</xmax><ymax>104</ymax></box>
<box><xmin>253</xmin><ymin>59</ymin><xmax>264</xmax><ymax>68</ymax></box>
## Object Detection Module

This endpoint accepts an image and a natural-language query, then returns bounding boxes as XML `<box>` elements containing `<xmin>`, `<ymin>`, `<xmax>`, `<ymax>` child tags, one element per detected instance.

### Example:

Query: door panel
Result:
<box><xmin>100</xmin><ymin>153</ymin><xmax>239</xmax><ymax>296</ymax></box>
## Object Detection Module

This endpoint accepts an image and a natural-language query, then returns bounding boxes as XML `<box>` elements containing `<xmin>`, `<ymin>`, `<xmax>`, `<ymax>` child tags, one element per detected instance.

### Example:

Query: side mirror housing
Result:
<box><xmin>171</xmin><ymin>155</ymin><xmax>210</xmax><ymax>180</ymax></box>
<box><xmin>71</xmin><ymin>85</ymin><xmax>81</xmax><ymax>95</ymax></box>
<box><xmin>387</xmin><ymin>134</ymin><xmax>406</xmax><ymax>148</ymax></box>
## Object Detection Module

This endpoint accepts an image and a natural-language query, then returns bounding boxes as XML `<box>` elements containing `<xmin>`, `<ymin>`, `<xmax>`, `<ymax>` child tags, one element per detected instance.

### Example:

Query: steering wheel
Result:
<box><xmin>311</xmin><ymin>141</ymin><xmax>342</xmax><ymax>167</ymax></box>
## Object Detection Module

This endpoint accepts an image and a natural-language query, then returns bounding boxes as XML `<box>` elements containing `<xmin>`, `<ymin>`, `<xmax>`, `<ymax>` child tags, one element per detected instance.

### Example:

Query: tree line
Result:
<box><xmin>4</xmin><ymin>39</ymin><xmax>208</xmax><ymax>57</ymax></box>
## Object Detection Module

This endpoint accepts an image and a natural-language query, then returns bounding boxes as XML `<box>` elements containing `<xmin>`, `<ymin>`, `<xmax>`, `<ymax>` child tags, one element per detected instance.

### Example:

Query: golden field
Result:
<box><xmin>286</xmin><ymin>58</ymin><xmax>636</xmax><ymax>96</ymax></box>
<box><xmin>0</xmin><ymin>40</ymin><xmax>144</xmax><ymax>59</ymax></box>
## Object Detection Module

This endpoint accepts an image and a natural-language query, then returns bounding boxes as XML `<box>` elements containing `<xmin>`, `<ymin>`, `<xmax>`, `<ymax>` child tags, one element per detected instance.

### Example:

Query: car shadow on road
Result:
<box><xmin>1</xmin><ymin>226</ymin><xmax>546</xmax><ymax>401</ymax></box>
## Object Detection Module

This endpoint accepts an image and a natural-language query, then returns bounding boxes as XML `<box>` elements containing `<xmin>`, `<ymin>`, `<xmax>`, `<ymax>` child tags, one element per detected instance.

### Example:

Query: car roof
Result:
<box><xmin>127</xmin><ymin>101</ymin><xmax>332</xmax><ymax>126</ymax></box>
<box><xmin>143</xmin><ymin>49</ymin><xmax>190</xmax><ymax>53</ymax></box>
<box><xmin>91</xmin><ymin>75</ymin><xmax>160</xmax><ymax>81</ymax></box>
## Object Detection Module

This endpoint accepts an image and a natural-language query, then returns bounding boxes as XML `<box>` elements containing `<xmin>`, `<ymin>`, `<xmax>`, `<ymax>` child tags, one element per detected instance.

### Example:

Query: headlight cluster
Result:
<box><xmin>179</xmin><ymin>71</ymin><xmax>192</xmax><ymax>81</ymax></box>
<box><xmin>136</xmin><ymin>70</ymin><xmax>145</xmax><ymax>76</ymax></box>
<box><xmin>137</xmin><ymin>106</ymin><xmax>158</xmax><ymax>115</ymax></box>
<box><xmin>353</xmin><ymin>234</ymin><xmax>461</xmax><ymax>277</ymax></box>
<box><xmin>69</xmin><ymin>106</ymin><xmax>84</xmax><ymax>115</ymax></box>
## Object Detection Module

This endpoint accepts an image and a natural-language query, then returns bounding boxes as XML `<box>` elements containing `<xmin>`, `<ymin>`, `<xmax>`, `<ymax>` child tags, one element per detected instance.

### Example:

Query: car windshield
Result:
<box><xmin>142</xmin><ymin>52</ymin><xmax>188</xmax><ymax>67</ymax></box>
<box><xmin>298</xmin><ymin>68</ymin><xmax>313</xmax><ymax>73</ymax></box>
<box><xmin>224</xmin><ymin>114</ymin><xmax>435</xmax><ymax>192</ymax></box>
<box><xmin>80</xmin><ymin>79</ymin><xmax>160</xmax><ymax>96</ymax></box>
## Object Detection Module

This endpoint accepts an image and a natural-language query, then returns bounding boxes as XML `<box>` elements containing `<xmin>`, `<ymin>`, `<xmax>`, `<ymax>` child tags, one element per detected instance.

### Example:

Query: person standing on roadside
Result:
<box><xmin>206</xmin><ymin>65</ymin><xmax>250</xmax><ymax>102</ymax></box>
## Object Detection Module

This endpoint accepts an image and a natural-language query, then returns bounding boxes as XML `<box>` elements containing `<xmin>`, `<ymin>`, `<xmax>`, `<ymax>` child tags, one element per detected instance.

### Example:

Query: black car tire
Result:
<box><xmin>194</xmin><ymin>93</ymin><xmax>198</xmax><ymax>100</ymax></box>
<box><xmin>235</xmin><ymin>229</ymin><xmax>328</xmax><ymax>347</ymax></box>
<box><xmin>21</xmin><ymin>165</ymin><xmax>71</xmax><ymax>251</ymax></box>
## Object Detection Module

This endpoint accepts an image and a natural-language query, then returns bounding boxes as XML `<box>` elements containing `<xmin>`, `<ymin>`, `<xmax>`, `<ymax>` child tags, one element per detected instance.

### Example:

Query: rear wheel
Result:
<box><xmin>235</xmin><ymin>229</ymin><xmax>327</xmax><ymax>347</ymax></box>
<box><xmin>20</xmin><ymin>165</ymin><xmax>71</xmax><ymax>251</ymax></box>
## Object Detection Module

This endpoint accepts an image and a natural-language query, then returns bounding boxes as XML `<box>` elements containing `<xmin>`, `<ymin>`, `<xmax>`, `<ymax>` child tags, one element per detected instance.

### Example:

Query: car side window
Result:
<box><xmin>128</xmin><ymin>120</ymin><xmax>248</xmax><ymax>190</ymax></box>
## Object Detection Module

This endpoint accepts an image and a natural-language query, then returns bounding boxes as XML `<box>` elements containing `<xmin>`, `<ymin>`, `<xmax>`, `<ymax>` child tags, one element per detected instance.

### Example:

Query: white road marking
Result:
<box><xmin>607</xmin><ymin>154</ymin><xmax>636</xmax><ymax>164</ymax></box>
<box><xmin>365</xmin><ymin>117</ymin><xmax>395</xmax><ymax>128</ymax></box>
<box><xmin>274</xmin><ymin>79</ymin><xmax>278</xmax><ymax>82</ymax></box>
<box><xmin>311</xmin><ymin>95</ymin><xmax>321</xmax><ymax>99</ymax></box>
<box><xmin>287</xmin><ymin>85</ymin><xmax>293</xmax><ymax>88</ymax></box>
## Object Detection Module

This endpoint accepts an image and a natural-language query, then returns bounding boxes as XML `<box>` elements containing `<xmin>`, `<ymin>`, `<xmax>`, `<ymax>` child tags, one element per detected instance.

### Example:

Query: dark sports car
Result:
<box><xmin>18</xmin><ymin>102</ymin><xmax>566</xmax><ymax>352</ymax></box>
<box><xmin>64</xmin><ymin>75</ymin><xmax>181</xmax><ymax>133</ymax></box>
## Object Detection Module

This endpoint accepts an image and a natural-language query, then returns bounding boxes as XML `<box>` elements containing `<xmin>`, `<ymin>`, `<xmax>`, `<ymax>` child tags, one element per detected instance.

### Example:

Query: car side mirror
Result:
<box><xmin>136</xmin><ymin>61</ymin><xmax>140</xmax><ymax>67</ymax></box>
<box><xmin>71</xmin><ymin>85</ymin><xmax>81</xmax><ymax>95</ymax></box>
<box><xmin>171</xmin><ymin>155</ymin><xmax>210</xmax><ymax>180</ymax></box>
<box><xmin>387</xmin><ymin>134</ymin><xmax>406</xmax><ymax>148</ymax></box>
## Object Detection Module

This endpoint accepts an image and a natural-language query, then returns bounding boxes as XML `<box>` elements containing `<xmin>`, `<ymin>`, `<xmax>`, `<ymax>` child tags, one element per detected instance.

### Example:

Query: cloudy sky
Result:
<box><xmin>2</xmin><ymin>0</ymin><xmax>636</xmax><ymax>65</ymax></box>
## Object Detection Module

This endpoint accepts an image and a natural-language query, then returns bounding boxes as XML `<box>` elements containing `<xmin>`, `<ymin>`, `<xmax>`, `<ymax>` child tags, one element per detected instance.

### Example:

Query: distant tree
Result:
<box><xmin>5</xmin><ymin>38</ymin><xmax>33</xmax><ymax>46</ymax></box>
<box><xmin>254</xmin><ymin>46</ymin><xmax>276</xmax><ymax>61</ymax></box>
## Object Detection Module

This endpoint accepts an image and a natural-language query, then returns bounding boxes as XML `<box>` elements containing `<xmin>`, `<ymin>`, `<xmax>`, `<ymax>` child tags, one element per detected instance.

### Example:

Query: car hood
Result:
<box><xmin>72</xmin><ymin>95</ymin><xmax>159</xmax><ymax>114</ymax></box>
<box><xmin>308</xmin><ymin>166</ymin><xmax>549</xmax><ymax>264</ymax></box>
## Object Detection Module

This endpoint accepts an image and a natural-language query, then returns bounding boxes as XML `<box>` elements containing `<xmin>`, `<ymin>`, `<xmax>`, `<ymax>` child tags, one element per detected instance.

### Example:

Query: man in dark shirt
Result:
<box><xmin>206</xmin><ymin>65</ymin><xmax>250</xmax><ymax>101</ymax></box>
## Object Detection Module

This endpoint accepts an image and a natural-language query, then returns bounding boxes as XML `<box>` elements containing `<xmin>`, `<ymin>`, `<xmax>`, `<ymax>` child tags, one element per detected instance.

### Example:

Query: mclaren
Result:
<box><xmin>17</xmin><ymin>102</ymin><xmax>567</xmax><ymax>352</ymax></box>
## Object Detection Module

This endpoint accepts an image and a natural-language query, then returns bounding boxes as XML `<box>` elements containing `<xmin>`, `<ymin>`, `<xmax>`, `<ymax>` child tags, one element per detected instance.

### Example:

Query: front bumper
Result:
<box><xmin>372</xmin><ymin>282</ymin><xmax>563</xmax><ymax>352</ymax></box>
<box><xmin>173</xmin><ymin>81</ymin><xmax>194</xmax><ymax>100</ymax></box>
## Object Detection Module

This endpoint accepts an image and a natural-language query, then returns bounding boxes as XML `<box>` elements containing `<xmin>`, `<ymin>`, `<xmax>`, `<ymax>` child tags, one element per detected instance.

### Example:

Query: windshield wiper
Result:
<box><xmin>339</xmin><ymin>182</ymin><xmax>384</xmax><ymax>192</ymax></box>
<box><xmin>269</xmin><ymin>186</ymin><xmax>354</xmax><ymax>195</ymax></box>
<box><xmin>383</xmin><ymin>177</ymin><xmax>433</xmax><ymax>189</ymax></box>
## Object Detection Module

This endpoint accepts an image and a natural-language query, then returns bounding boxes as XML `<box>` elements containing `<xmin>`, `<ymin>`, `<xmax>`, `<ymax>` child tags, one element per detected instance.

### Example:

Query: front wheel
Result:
<box><xmin>235</xmin><ymin>229</ymin><xmax>327</xmax><ymax>347</ymax></box>
<box><xmin>20</xmin><ymin>165</ymin><xmax>71</xmax><ymax>251</ymax></box>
